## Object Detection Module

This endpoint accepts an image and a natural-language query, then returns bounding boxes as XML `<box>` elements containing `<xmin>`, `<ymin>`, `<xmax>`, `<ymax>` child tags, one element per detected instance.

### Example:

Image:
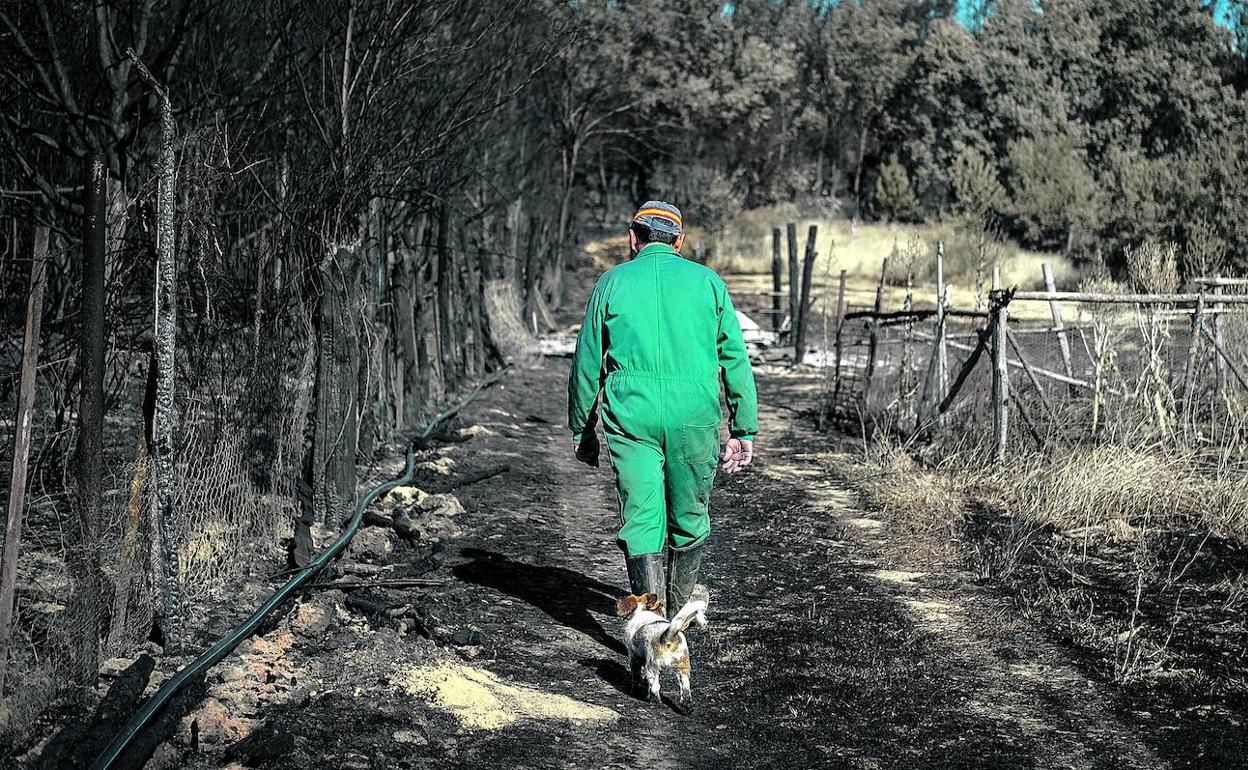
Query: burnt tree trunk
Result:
<box><xmin>522</xmin><ymin>215</ymin><xmax>540</xmax><ymax>330</ymax></box>
<box><xmin>394</xmin><ymin>248</ymin><xmax>421</xmax><ymax>426</ymax></box>
<box><xmin>150</xmin><ymin>84</ymin><xmax>183</xmax><ymax>649</ymax></box>
<box><xmin>418</xmin><ymin>247</ymin><xmax>443</xmax><ymax>405</ymax></box>
<box><xmin>0</xmin><ymin>225</ymin><xmax>49</xmax><ymax>695</ymax></box>
<box><xmin>771</xmin><ymin>228</ymin><xmax>782</xmax><ymax>334</ymax></box>
<box><xmin>473</xmin><ymin>245</ymin><xmax>489</xmax><ymax>375</ymax></box>
<box><xmin>436</xmin><ymin>203</ymin><xmax>456</xmax><ymax>392</ymax></box>
<box><xmin>71</xmin><ymin>153</ymin><xmax>108</xmax><ymax>681</ymax></box>
<box><xmin>312</xmin><ymin>251</ymin><xmax>360</xmax><ymax>526</ymax></box>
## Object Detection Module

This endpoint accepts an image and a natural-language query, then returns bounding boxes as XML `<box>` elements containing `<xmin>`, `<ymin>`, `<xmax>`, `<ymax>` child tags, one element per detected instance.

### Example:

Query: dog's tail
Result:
<box><xmin>661</xmin><ymin>599</ymin><xmax>708</xmax><ymax>644</ymax></box>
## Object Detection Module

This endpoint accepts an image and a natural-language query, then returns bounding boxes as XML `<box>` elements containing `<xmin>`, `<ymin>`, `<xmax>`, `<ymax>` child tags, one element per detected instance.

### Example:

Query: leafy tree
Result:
<box><xmin>1006</xmin><ymin>132</ymin><xmax>1104</xmax><ymax>253</ymax></box>
<box><xmin>884</xmin><ymin>18</ymin><xmax>989</xmax><ymax>211</ymax></box>
<box><xmin>819</xmin><ymin>0</ymin><xmax>918</xmax><ymax>215</ymax></box>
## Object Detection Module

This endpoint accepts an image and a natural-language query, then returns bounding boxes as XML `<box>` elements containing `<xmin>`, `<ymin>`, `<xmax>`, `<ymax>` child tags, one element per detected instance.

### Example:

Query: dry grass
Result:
<box><xmin>998</xmin><ymin>447</ymin><xmax>1194</xmax><ymax>537</ymax></box>
<box><xmin>829</xmin><ymin>434</ymin><xmax>971</xmax><ymax>535</ymax></box>
<box><xmin>578</xmin><ymin>207</ymin><xmax>1085</xmax><ymax>325</ymax></box>
<box><xmin>833</xmin><ymin>434</ymin><xmax>1248</xmax><ymax>682</ymax></box>
<box><xmin>704</xmin><ymin>206</ymin><xmax>1073</xmax><ymax>292</ymax></box>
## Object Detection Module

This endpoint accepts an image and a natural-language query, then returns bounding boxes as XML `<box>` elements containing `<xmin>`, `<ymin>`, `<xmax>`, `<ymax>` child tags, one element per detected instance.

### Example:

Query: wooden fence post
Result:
<box><xmin>936</xmin><ymin>241</ymin><xmax>948</xmax><ymax>405</ymax></box>
<box><xmin>1199</xmin><ymin>322</ymin><xmax>1248</xmax><ymax>393</ymax></box>
<box><xmin>991</xmin><ymin>266</ymin><xmax>1009</xmax><ymax>462</ymax></box>
<box><xmin>314</xmin><ymin>251</ymin><xmax>362</xmax><ymax>530</ymax></box>
<box><xmin>916</xmin><ymin>241</ymin><xmax>948</xmax><ymax>430</ymax></box>
<box><xmin>1181</xmin><ymin>292</ymin><xmax>1206</xmax><ymax>436</ymax></box>
<box><xmin>771</xmin><ymin>228</ymin><xmax>782</xmax><ymax>334</ymax></box>
<box><xmin>1213</xmin><ymin>273</ymin><xmax>1226</xmax><ymax>403</ymax></box>
<box><xmin>863</xmin><ymin>257</ymin><xmax>889</xmax><ymax>409</ymax></box>
<box><xmin>786</xmin><ymin>223</ymin><xmax>799</xmax><ymax>341</ymax></box>
<box><xmin>794</xmin><ymin>225</ymin><xmax>818</xmax><ymax>364</ymax></box>
<box><xmin>152</xmin><ymin>88</ymin><xmax>182</xmax><ymax>651</ymax></box>
<box><xmin>1042</xmin><ymin>262</ymin><xmax>1076</xmax><ymax>397</ymax></box>
<box><xmin>0</xmin><ymin>226</ymin><xmax>49</xmax><ymax>695</ymax></box>
<box><xmin>832</xmin><ymin>270</ymin><xmax>847</xmax><ymax>402</ymax></box>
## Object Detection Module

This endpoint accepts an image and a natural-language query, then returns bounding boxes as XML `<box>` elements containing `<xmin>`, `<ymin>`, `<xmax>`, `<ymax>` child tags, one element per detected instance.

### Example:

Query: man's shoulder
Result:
<box><xmin>682</xmin><ymin>258</ymin><xmax>727</xmax><ymax>283</ymax></box>
<box><xmin>599</xmin><ymin>253</ymin><xmax>727</xmax><ymax>289</ymax></box>
<box><xmin>670</xmin><ymin>258</ymin><xmax>729</xmax><ymax>294</ymax></box>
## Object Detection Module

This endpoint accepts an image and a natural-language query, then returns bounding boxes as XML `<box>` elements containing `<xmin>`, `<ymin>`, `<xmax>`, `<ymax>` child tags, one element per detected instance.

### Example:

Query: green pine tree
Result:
<box><xmin>873</xmin><ymin>155</ymin><xmax>921</xmax><ymax>223</ymax></box>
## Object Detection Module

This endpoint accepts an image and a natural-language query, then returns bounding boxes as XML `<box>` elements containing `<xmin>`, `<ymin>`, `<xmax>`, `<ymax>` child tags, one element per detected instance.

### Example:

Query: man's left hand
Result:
<box><xmin>720</xmin><ymin>438</ymin><xmax>754</xmax><ymax>474</ymax></box>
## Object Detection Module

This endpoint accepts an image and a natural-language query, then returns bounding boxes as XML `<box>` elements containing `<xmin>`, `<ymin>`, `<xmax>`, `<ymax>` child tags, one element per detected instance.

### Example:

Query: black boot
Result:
<box><xmin>624</xmin><ymin>552</ymin><xmax>667</xmax><ymax>702</ymax></box>
<box><xmin>667</xmin><ymin>542</ymin><xmax>705</xmax><ymax>618</ymax></box>
<box><xmin>625</xmin><ymin>552</ymin><xmax>667</xmax><ymax>605</ymax></box>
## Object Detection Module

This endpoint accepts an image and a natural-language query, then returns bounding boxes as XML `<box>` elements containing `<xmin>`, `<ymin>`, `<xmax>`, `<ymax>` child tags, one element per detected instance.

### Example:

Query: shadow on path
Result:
<box><xmin>453</xmin><ymin>547</ymin><xmax>627</xmax><ymax>656</ymax></box>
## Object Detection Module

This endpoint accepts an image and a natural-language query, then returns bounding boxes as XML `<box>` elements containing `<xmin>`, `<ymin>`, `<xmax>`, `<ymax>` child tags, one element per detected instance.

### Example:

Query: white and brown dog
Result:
<box><xmin>615</xmin><ymin>588</ymin><xmax>708</xmax><ymax>713</ymax></box>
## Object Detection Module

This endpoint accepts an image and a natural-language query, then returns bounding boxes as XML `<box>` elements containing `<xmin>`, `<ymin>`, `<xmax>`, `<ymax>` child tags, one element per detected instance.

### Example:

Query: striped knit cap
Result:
<box><xmin>631</xmin><ymin>200</ymin><xmax>683</xmax><ymax>235</ymax></box>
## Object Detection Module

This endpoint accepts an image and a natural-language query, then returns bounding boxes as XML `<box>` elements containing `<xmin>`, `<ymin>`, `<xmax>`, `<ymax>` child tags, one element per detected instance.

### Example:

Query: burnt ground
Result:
<box><xmin>86</xmin><ymin>355</ymin><xmax>1244</xmax><ymax>770</ymax></box>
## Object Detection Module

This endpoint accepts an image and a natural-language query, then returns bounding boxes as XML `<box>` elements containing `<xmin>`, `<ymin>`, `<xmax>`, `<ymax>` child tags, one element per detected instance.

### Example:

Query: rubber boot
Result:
<box><xmin>667</xmin><ymin>542</ymin><xmax>705</xmax><ymax>619</ymax></box>
<box><xmin>625</xmin><ymin>552</ymin><xmax>666</xmax><ymax>702</ymax></box>
<box><xmin>625</xmin><ymin>552</ymin><xmax>667</xmax><ymax>607</ymax></box>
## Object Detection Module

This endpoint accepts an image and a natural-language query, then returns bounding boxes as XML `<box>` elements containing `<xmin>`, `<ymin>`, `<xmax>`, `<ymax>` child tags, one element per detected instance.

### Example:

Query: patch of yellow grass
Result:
<box><xmin>577</xmin><ymin>208</ymin><xmax>1078</xmax><ymax>323</ymax></box>
<box><xmin>707</xmin><ymin>210</ymin><xmax>1068</xmax><ymax>287</ymax></box>
<box><xmin>398</xmin><ymin>661</ymin><xmax>618</xmax><ymax>730</ymax></box>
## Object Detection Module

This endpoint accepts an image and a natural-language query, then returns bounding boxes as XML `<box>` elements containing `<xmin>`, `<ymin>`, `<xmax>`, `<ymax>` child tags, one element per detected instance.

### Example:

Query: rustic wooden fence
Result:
<box><xmin>822</xmin><ymin>253</ymin><xmax>1248</xmax><ymax>460</ymax></box>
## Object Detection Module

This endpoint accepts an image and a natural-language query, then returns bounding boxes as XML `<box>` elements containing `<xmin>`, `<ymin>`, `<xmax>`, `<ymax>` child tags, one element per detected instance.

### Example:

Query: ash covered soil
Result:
<box><xmin>77</xmin><ymin>359</ymin><xmax>1245</xmax><ymax>770</ymax></box>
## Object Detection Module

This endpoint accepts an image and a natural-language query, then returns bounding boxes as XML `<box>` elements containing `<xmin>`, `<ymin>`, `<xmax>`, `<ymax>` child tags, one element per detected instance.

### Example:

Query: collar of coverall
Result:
<box><xmin>634</xmin><ymin>242</ymin><xmax>678</xmax><ymax>259</ymax></box>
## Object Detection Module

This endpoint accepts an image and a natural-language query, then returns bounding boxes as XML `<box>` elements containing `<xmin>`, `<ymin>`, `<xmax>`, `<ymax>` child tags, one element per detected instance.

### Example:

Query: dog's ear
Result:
<box><xmin>615</xmin><ymin>595</ymin><xmax>639</xmax><ymax>617</ymax></box>
<box><xmin>642</xmin><ymin>593</ymin><xmax>664</xmax><ymax>614</ymax></box>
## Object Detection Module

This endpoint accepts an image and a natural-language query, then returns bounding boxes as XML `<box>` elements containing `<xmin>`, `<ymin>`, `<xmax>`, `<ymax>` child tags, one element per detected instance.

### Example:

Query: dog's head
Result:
<box><xmin>615</xmin><ymin>592</ymin><xmax>664</xmax><ymax>617</ymax></box>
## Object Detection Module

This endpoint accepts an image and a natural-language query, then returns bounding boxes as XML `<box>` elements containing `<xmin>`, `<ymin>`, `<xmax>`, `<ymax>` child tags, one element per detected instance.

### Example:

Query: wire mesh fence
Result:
<box><xmin>0</xmin><ymin>145</ymin><xmax>511</xmax><ymax>735</ymax></box>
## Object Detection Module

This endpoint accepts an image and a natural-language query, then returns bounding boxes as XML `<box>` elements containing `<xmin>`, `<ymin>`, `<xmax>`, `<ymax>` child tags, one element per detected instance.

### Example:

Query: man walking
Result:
<box><xmin>568</xmin><ymin>200</ymin><xmax>758</xmax><ymax>618</ymax></box>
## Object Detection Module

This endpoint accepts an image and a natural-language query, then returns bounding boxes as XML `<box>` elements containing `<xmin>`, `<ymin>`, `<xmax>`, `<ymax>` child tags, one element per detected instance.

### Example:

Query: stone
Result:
<box><xmin>217</xmin><ymin>666</ymin><xmax>246</xmax><ymax>683</ymax></box>
<box><xmin>386</xmin><ymin>486</ymin><xmax>430</xmax><ymax>508</ymax></box>
<box><xmin>393</xmin><ymin>729</ymin><xmax>428</xmax><ymax>746</ymax></box>
<box><xmin>308</xmin><ymin>523</ymin><xmax>336</xmax><ymax>550</ymax></box>
<box><xmin>290</xmin><ymin>598</ymin><xmax>334</xmax><ymax>637</ymax></box>
<box><xmin>451</xmin><ymin>628</ymin><xmax>485</xmax><ymax>646</ymax></box>
<box><xmin>185</xmin><ymin>698</ymin><xmax>252</xmax><ymax>745</ymax></box>
<box><xmin>391</xmin><ymin>510</ymin><xmax>420</xmax><ymax>540</ymax></box>
<box><xmin>341</xmin><ymin>752</ymin><xmax>370</xmax><ymax>770</ymax></box>
<box><xmin>416</xmin><ymin>493</ymin><xmax>464</xmax><ymax>517</ymax></box>
<box><xmin>346</xmin><ymin>527</ymin><xmax>396</xmax><ymax>563</ymax></box>
<box><xmin>417</xmin><ymin>457</ymin><xmax>456</xmax><ymax>476</ymax></box>
<box><xmin>144</xmin><ymin>742</ymin><xmax>183</xmax><ymax>770</ymax></box>
<box><xmin>100</xmin><ymin>657</ymin><xmax>135</xmax><ymax>677</ymax></box>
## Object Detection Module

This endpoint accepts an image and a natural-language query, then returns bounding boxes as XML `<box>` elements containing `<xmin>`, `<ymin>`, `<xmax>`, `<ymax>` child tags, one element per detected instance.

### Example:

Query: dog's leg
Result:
<box><xmin>645</xmin><ymin>663</ymin><xmax>662</xmax><ymax>704</ymax></box>
<box><xmin>673</xmin><ymin>656</ymin><xmax>694</xmax><ymax>715</ymax></box>
<box><xmin>629</xmin><ymin>652</ymin><xmax>645</xmax><ymax>698</ymax></box>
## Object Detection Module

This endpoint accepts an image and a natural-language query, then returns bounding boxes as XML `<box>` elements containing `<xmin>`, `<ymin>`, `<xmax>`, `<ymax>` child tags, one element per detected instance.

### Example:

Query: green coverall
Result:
<box><xmin>568</xmin><ymin>243</ymin><xmax>759</xmax><ymax>557</ymax></box>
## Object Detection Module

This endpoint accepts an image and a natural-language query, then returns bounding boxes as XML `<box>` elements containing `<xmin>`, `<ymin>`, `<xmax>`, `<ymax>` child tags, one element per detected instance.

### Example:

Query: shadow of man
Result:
<box><xmin>452</xmin><ymin>547</ymin><xmax>626</xmax><ymax>656</ymax></box>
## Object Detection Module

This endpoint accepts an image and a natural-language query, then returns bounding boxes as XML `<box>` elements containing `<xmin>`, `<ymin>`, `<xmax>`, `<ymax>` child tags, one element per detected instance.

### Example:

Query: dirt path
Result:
<box><xmin>186</xmin><ymin>359</ymin><xmax>1199</xmax><ymax>770</ymax></box>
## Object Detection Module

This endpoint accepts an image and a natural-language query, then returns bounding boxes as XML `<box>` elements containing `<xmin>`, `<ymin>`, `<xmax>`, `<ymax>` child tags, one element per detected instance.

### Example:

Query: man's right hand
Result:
<box><xmin>719</xmin><ymin>438</ymin><xmax>754</xmax><ymax>474</ymax></box>
<box><xmin>575</xmin><ymin>430</ymin><xmax>600</xmax><ymax>467</ymax></box>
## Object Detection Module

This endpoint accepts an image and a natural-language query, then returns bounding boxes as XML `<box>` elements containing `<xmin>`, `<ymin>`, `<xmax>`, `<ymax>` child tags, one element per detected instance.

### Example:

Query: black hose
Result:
<box><xmin>90</xmin><ymin>368</ymin><xmax>507</xmax><ymax>770</ymax></box>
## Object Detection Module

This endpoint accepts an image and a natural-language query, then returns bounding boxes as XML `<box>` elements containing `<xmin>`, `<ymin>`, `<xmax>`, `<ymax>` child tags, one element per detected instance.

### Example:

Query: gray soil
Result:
<box><xmin>175</xmin><ymin>360</ymin><xmax>1241</xmax><ymax>770</ymax></box>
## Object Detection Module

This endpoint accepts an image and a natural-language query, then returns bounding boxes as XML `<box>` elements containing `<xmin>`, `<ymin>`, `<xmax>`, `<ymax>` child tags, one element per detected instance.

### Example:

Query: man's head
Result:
<box><xmin>629</xmin><ymin>200</ymin><xmax>684</xmax><ymax>254</ymax></box>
